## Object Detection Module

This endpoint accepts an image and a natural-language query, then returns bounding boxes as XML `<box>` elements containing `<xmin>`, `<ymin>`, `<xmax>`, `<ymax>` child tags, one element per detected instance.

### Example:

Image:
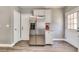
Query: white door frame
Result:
<box><xmin>21</xmin><ymin>14</ymin><xmax>32</xmax><ymax>40</ymax></box>
<box><xmin>14</xmin><ymin>9</ymin><xmax>20</xmax><ymax>44</ymax></box>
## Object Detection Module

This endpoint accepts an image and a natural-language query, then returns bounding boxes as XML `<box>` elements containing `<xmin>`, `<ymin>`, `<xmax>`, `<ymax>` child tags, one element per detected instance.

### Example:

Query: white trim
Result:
<box><xmin>53</xmin><ymin>39</ymin><xmax>65</xmax><ymax>41</ymax></box>
<box><xmin>0</xmin><ymin>44</ymin><xmax>13</xmax><ymax>47</ymax></box>
<box><xmin>0</xmin><ymin>40</ymin><xmax>20</xmax><ymax>47</ymax></box>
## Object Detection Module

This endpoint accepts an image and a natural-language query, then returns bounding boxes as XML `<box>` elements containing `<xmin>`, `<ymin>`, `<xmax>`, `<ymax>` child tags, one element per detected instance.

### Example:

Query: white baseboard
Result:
<box><xmin>0</xmin><ymin>44</ymin><xmax>13</xmax><ymax>47</ymax></box>
<box><xmin>53</xmin><ymin>39</ymin><xmax>65</xmax><ymax>41</ymax></box>
<box><xmin>0</xmin><ymin>40</ymin><xmax>20</xmax><ymax>47</ymax></box>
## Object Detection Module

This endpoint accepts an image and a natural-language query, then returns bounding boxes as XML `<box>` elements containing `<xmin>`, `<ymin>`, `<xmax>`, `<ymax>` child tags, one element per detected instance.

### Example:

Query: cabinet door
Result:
<box><xmin>45</xmin><ymin>31</ymin><xmax>53</xmax><ymax>44</ymax></box>
<box><xmin>45</xmin><ymin>10</ymin><xmax>52</xmax><ymax>23</ymax></box>
<box><xmin>33</xmin><ymin>10</ymin><xmax>45</xmax><ymax>16</ymax></box>
<box><xmin>33</xmin><ymin>10</ymin><xmax>39</xmax><ymax>16</ymax></box>
<box><xmin>38</xmin><ymin>10</ymin><xmax>45</xmax><ymax>16</ymax></box>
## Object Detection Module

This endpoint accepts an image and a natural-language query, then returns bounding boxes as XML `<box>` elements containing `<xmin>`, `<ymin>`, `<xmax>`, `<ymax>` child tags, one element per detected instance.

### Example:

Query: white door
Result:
<box><xmin>21</xmin><ymin>14</ymin><xmax>31</xmax><ymax>40</ymax></box>
<box><xmin>14</xmin><ymin>10</ymin><xmax>20</xmax><ymax>43</ymax></box>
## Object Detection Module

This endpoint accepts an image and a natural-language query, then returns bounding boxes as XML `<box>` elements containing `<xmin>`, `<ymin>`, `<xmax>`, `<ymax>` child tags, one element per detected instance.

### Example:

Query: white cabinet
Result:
<box><xmin>33</xmin><ymin>9</ymin><xmax>52</xmax><ymax>23</ymax></box>
<box><xmin>45</xmin><ymin>31</ymin><xmax>53</xmax><ymax>44</ymax></box>
<box><xmin>33</xmin><ymin>10</ymin><xmax>45</xmax><ymax>16</ymax></box>
<box><xmin>45</xmin><ymin>10</ymin><xmax>52</xmax><ymax>23</ymax></box>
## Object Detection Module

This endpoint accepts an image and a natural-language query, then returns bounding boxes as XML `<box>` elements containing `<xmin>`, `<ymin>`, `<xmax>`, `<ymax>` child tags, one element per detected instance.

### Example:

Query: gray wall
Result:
<box><xmin>51</xmin><ymin>8</ymin><xmax>64</xmax><ymax>38</ymax></box>
<box><xmin>0</xmin><ymin>6</ymin><xmax>20</xmax><ymax>44</ymax></box>
<box><xmin>0</xmin><ymin>6</ymin><xmax>12</xmax><ymax>44</ymax></box>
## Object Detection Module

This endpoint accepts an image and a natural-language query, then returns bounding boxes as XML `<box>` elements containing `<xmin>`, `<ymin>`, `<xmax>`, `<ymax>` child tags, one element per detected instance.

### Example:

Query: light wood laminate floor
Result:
<box><xmin>0</xmin><ymin>40</ymin><xmax>78</xmax><ymax>52</ymax></box>
<box><xmin>29</xmin><ymin>35</ymin><xmax>45</xmax><ymax>45</ymax></box>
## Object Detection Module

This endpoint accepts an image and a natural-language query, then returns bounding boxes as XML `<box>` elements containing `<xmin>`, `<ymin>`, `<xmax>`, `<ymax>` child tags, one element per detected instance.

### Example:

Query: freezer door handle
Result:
<box><xmin>14</xmin><ymin>28</ymin><xmax>17</xmax><ymax>31</ymax></box>
<box><xmin>22</xmin><ymin>26</ymin><xmax>23</xmax><ymax>30</ymax></box>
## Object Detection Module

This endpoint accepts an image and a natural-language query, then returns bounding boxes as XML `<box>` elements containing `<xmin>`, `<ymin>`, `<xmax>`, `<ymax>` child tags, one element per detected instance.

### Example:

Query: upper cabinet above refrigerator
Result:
<box><xmin>33</xmin><ymin>9</ymin><xmax>52</xmax><ymax>23</ymax></box>
<box><xmin>33</xmin><ymin>9</ymin><xmax>45</xmax><ymax>16</ymax></box>
<box><xmin>45</xmin><ymin>10</ymin><xmax>52</xmax><ymax>23</ymax></box>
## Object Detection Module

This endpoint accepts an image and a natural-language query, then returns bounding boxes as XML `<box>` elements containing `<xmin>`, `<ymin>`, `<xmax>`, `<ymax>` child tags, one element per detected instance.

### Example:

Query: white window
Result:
<box><xmin>67</xmin><ymin>12</ymin><xmax>77</xmax><ymax>29</ymax></box>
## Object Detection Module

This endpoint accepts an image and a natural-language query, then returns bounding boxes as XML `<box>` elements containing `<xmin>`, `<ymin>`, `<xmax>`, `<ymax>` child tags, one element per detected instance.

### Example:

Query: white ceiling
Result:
<box><xmin>19</xmin><ymin>6</ymin><xmax>64</xmax><ymax>9</ymax></box>
<box><xmin>44</xmin><ymin>6</ymin><xmax>64</xmax><ymax>8</ymax></box>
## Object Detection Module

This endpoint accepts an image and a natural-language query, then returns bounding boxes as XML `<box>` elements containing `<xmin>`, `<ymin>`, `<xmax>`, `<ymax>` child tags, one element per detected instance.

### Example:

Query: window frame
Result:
<box><xmin>67</xmin><ymin>12</ymin><xmax>77</xmax><ymax>30</ymax></box>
